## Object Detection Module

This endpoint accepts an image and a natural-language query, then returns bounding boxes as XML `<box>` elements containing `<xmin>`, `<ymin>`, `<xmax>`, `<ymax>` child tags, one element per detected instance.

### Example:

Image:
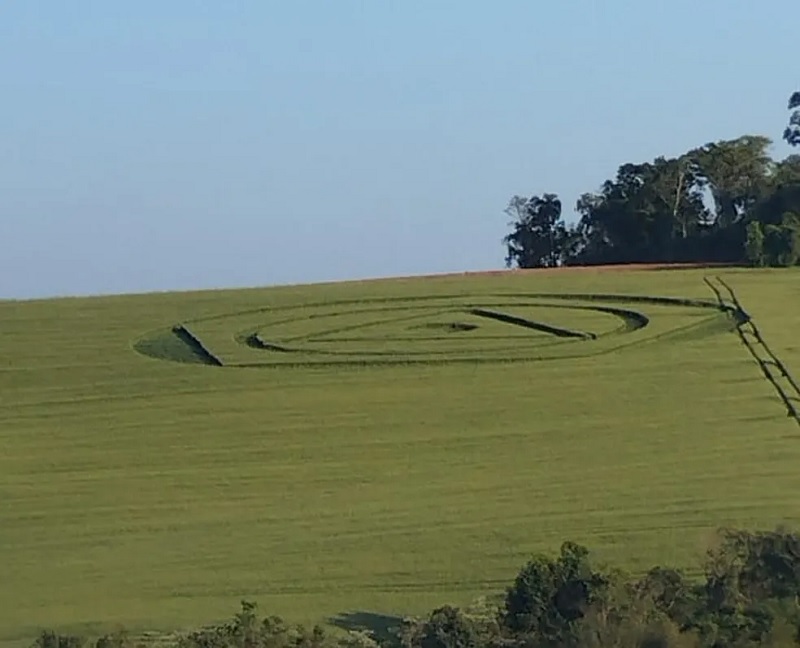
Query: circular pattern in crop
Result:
<box><xmin>134</xmin><ymin>292</ymin><xmax>732</xmax><ymax>368</ymax></box>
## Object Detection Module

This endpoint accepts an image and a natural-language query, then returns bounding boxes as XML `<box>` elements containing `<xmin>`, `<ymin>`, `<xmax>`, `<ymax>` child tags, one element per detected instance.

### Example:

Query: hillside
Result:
<box><xmin>1</xmin><ymin>266</ymin><xmax>799</xmax><ymax>644</ymax></box>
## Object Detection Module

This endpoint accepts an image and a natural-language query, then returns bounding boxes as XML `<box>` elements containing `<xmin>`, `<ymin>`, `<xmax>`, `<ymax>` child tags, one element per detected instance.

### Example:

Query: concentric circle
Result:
<box><xmin>134</xmin><ymin>291</ymin><xmax>731</xmax><ymax>368</ymax></box>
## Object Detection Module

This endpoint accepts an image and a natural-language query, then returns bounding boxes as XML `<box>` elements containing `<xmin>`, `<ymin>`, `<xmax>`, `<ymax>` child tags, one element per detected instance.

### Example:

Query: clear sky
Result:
<box><xmin>1</xmin><ymin>1</ymin><xmax>796</xmax><ymax>299</ymax></box>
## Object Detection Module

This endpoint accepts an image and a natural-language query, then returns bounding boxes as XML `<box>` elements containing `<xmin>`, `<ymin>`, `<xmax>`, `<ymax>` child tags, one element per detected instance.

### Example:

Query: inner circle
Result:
<box><xmin>242</xmin><ymin>297</ymin><xmax>641</xmax><ymax>360</ymax></box>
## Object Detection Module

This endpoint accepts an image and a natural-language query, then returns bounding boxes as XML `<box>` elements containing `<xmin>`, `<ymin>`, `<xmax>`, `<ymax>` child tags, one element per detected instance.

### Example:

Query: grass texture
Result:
<box><xmin>1</xmin><ymin>267</ymin><xmax>799</xmax><ymax>644</ymax></box>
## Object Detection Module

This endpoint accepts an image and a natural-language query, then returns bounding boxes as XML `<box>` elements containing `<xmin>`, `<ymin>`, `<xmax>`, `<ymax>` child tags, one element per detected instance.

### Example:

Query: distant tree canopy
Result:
<box><xmin>785</xmin><ymin>90</ymin><xmax>800</xmax><ymax>147</ymax></box>
<box><xmin>505</xmin><ymin>91</ymin><xmax>800</xmax><ymax>269</ymax></box>
<box><xmin>503</xmin><ymin>193</ymin><xmax>569</xmax><ymax>269</ymax></box>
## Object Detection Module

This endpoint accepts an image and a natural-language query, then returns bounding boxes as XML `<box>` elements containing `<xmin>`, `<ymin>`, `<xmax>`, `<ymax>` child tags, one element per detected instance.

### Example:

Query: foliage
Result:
<box><xmin>571</xmin><ymin>155</ymin><xmax>708</xmax><ymax>264</ymax></box>
<box><xmin>504</xmin><ymin>92</ymin><xmax>800</xmax><ymax>268</ymax></box>
<box><xmin>501</xmin><ymin>541</ymin><xmax>608</xmax><ymax>645</ymax></box>
<box><xmin>173</xmin><ymin>601</ymin><xmax>377</xmax><ymax>648</ymax></box>
<box><xmin>690</xmin><ymin>136</ymin><xmax>774</xmax><ymax>228</ymax></box>
<box><xmin>31</xmin><ymin>630</ymin><xmax>136</xmax><ymax>648</ymax></box>
<box><xmin>398</xmin><ymin>606</ymin><xmax>486</xmax><ymax>648</ymax></box>
<box><xmin>503</xmin><ymin>193</ymin><xmax>570</xmax><ymax>268</ymax></box>
<box><xmin>762</xmin><ymin>213</ymin><xmax>800</xmax><ymax>267</ymax></box>
<box><xmin>745</xmin><ymin>221</ymin><xmax>766</xmax><ymax>267</ymax></box>
<box><xmin>785</xmin><ymin>91</ymin><xmax>800</xmax><ymax>147</ymax></box>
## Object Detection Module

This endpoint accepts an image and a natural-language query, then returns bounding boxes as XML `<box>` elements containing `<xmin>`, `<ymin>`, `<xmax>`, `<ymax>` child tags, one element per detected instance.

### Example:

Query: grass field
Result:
<box><xmin>1</xmin><ymin>266</ymin><xmax>799</xmax><ymax>645</ymax></box>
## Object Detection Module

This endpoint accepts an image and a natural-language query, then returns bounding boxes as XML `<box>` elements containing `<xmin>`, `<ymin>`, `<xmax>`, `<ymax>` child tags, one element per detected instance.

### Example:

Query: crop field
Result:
<box><xmin>1</xmin><ymin>266</ymin><xmax>799</xmax><ymax>645</ymax></box>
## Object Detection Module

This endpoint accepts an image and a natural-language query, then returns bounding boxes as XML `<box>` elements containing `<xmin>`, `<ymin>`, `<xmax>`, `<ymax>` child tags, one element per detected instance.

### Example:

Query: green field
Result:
<box><xmin>1</xmin><ymin>267</ymin><xmax>799</xmax><ymax>644</ymax></box>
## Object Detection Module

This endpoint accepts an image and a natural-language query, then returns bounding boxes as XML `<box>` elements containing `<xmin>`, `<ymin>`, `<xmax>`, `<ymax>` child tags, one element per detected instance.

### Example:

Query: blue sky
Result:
<box><xmin>1</xmin><ymin>1</ymin><xmax>796</xmax><ymax>299</ymax></box>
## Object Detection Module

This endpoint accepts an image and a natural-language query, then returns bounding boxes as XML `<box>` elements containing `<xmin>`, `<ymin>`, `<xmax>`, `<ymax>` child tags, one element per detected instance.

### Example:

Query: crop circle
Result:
<box><xmin>134</xmin><ymin>291</ymin><xmax>729</xmax><ymax>368</ymax></box>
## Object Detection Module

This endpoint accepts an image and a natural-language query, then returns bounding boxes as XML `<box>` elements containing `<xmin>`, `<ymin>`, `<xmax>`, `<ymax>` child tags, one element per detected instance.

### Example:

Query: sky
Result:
<box><xmin>1</xmin><ymin>1</ymin><xmax>796</xmax><ymax>299</ymax></box>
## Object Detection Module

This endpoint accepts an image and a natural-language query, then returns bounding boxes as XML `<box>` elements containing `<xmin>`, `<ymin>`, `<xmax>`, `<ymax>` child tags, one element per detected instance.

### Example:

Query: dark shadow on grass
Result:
<box><xmin>244</xmin><ymin>333</ymin><xmax>293</xmax><ymax>352</ymax></box>
<box><xmin>469</xmin><ymin>307</ymin><xmax>595</xmax><ymax>339</ymax></box>
<box><xmin>172</xmin><ymin>325</ymin><xmax>224</xmax><ymax>366</ymax></box>
<box><xmin>409</xmin><ymin>321</ymin><xmax>479</xmax><ymax>333</ymax></box>
<box><xmin>329</xmin><ymin>611</ymin><xmax>404</xmax><ymax>646</ymax></box>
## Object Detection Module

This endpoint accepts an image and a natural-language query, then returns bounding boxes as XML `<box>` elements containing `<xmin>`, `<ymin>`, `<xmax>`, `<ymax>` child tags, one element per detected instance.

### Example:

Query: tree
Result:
<box><xmin>784</xmin><ymin>91</ymin><xmax>800</xmax><ymax>147</ymax></box>
<box><xmin>648</xmin><ymin>156</ymin><xmax>704</xmax><ymax>241</ymax></box>
<box><xmin>695</xmin><ymin>528</ymin><xmax>800</xmax><ymax>646</ymax></box>
<box><xmin>744</xmin><ymin>221</ymin><xmax>766</xmax><ymax>267</ymax></box>
<box><xmin>502</xmin><ymin>541</ymin><xmax>608</xmax><ymax>645</ymax></box>
<box><xmin>32</xmin><ymin>633</ymin><xmax>85</xmax><ymax>648</ymax></box>
<box><xmin>749</xmin><ymin>154</ymin><xmax>800</xmax><ymax>240</ymax></box>
<box><xmin>399</xmin><ymin>606</ymin><xmax>481</xmax><ymax>648</ymax></box>
<box><xmin>764</xmin><ymin>213</ymin><xmax>800</xmax><ymax>267</ymax></box>
<box><xmin>576</xmin><ymin>572</ymin><xmax>699</xmax><ymax>648</ymax></box>
<box><xmin>771</xmin><ymin>154</ymin><xmax>800</xmax><ymax>188</ymax></box>
<box><xmin>688</xmin><ymin>136</ymin><xmax>773</xmax><ymax>228</ymax></box>
<box><xmin>502</xmin><ymin>131</ymin><xmax>799</xmax><ymax>268</ymax></box>
<box><xmin>503</xmin><ymin>193</ymin><xmax>568</xmax><ymax>268</ymax></box>
<box><xmin>635</xmin><ymin>566</ymin><xmax>699</xmax><ymax>629</ymax></box>
<box><xmin>571</xmin><ymin>157</ymin><xmax>707</xmax><ymax>265</ymax></box>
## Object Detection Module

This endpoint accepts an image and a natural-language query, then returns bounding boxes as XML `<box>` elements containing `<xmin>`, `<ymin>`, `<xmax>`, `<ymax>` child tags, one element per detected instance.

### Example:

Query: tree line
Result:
<box><xmin>504</xmin><ymin>90</ymin><xmax>800</xmax><ymax>270</ymax></box>
<box><xmin>32</xmin><ymin>527</ymin><xmax>800</xmax><ymax>648</ymax></box>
